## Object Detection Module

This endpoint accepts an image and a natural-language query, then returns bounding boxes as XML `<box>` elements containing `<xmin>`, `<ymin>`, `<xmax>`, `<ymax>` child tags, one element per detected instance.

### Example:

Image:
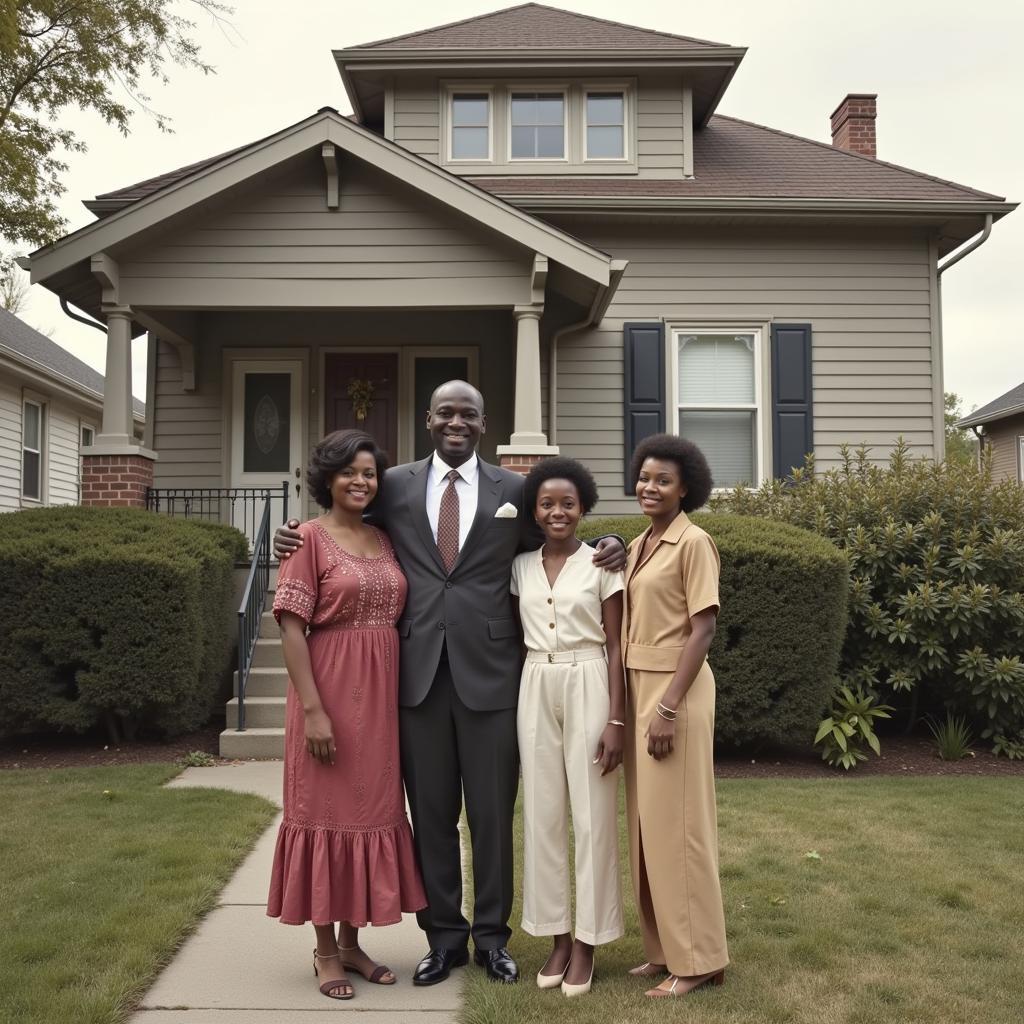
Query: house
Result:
<box><xmin>21</xmin><ymin>2</ymin><xmax>1016</xmax><ymax>521</ymax></box>
<box><xmin>0</xmin><ymin>307</ymin><xmax>144</xmax><ymax>511</ymax></box>
<box><xmin>957</xmin><ymin>383</ymin><xmax>1024</xmax><ymax>483</ymax></box>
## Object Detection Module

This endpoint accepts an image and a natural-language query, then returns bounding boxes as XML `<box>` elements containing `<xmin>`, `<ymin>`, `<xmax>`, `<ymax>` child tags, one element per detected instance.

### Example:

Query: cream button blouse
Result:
<box><xmin>511</xmin><ymin>544</ymin><xmax>624</xmax><ymax>653</ymax></box>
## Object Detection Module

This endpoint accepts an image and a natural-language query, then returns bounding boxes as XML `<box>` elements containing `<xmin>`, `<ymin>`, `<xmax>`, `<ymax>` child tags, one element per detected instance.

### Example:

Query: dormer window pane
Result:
<box><xmin>511</xmin><ymin>93</ymin><xmax>565</xmax><ymax>159</ymax></box>
<box><xmin>451</xmin><ymin>94</ymin><xmax>490</xmax><ymax>159</ymax></box>
<box><xmin>586</xmin><ymin>92</ymin><xmax>625</xmax><ymax>159</ymax></box>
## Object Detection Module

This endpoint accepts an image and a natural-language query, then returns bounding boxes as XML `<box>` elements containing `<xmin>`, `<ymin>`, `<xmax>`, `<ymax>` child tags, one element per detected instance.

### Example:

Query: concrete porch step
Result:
<box><xmin>235</xmin><ymin>667</ymin><xmax>289</xmax><ymax>698</ymax></box>
<box><xmin>226</xmin><ymin>696</ymin><xmax>285</xmax><ymax>729</ymax></box>
<box><xmin>251</xmin><ymin>638</ymin><xmax>284</xmax><ymax>668</ymax></box>
<box><xmin>219</xmin><ymin>726</ymin><xmax>285</xmax><ymax>760</ymax></box>
<box><xmin>259</xmin><ymin>610</ymin><xmax>279</xmax><ymax>638</ymax></box>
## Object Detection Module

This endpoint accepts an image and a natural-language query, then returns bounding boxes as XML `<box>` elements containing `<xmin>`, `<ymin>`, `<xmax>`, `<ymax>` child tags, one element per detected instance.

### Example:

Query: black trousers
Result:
<box><xmin>399</xmin><ymin>657</ymin><xmax>520</xmax><ymax>951</ymax></box>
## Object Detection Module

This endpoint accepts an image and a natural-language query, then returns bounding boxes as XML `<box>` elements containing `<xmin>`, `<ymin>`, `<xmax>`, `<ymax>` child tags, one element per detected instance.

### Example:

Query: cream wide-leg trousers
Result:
<box><xmin>517</xmin><ymin>647</ymin><xmax>624</xmax><ymax>945</ymax></box>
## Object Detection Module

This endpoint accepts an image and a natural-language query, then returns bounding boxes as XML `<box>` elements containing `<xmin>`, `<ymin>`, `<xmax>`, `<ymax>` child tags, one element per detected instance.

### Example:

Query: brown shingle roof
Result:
<box><xmin>469</xmin><ymin>115</ymin><xmax>1006</xmax><ymax>202</ymax></box>
<box><xmin>87</xmin><ymin>111</ymin><xmax>1005</xmax><ymax>214</ymax></box>
<box><xmin>353</xmin><ymin>3</ymin><xmax>727</xmax><ymax>50</ymax></box>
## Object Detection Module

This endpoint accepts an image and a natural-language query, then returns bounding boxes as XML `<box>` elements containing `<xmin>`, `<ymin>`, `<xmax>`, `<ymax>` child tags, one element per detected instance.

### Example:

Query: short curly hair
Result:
<box><xmin>630</xmin><ymin>433</ymin><xmax>713</xmax><ymax>512</ymax></box>
<box><xmin>523</xmin><ymin>456</ymin><xmax>599</xmax><ymax>515</ymax></box>
<box><xmin>307</xmin><ymin>429</ymin><xmax>388</xmax><ymax>510</ymax></box>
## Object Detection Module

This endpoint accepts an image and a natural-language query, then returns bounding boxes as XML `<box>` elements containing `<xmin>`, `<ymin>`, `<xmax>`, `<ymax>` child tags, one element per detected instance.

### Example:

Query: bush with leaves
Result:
<box><xmin>579</xmin><ymin>512</ymin><xmax>848</xmax><ymax>748</ymax></box>
<box><xmin>718</xmin><ymin>442</ymin><xmax>1024</xmax><ymax>755</ymax></box>
<box><xmin>0</xmin><ymin>507</ymin><xmax>247</xmax><ymax>742</ymax></box>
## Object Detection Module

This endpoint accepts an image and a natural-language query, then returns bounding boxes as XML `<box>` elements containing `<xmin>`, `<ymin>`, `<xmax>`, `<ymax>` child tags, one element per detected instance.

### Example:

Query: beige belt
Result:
<box><xmin>526</xmin><ymin>646</ymin><xmax>605</xmax><ymax>665</ymax></box>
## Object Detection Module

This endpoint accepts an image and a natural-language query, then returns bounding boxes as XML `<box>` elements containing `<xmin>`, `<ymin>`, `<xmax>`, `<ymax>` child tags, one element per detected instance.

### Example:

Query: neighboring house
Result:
<box><xmin>0</xmin><ymin>307</ymin><xmax>145</xmax><ymax>511</ymax></box>
<box><xmin>21</xmin><ymin>2</ymin><xmax>1017</xmax><ymax>518</ymax></box>
<box><xmin>957</xmin><ymin>382</ymin><xmax>1024</xmax><ymax>483</ymax></box>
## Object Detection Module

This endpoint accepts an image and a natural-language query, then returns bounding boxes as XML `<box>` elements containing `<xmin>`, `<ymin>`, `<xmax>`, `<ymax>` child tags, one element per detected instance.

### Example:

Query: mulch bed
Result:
<box><xmin>2</xmin><ymin>725</ymin><xmax>1022</xmax><ymax>777</ymax></box>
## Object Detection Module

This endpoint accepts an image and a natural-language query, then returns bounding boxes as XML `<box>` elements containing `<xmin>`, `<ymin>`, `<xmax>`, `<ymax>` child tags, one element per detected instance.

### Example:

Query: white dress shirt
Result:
<box><xmin>426</xmin><ymin>451</ymin><xmax>479</xmax><ymax>549</ymax></box>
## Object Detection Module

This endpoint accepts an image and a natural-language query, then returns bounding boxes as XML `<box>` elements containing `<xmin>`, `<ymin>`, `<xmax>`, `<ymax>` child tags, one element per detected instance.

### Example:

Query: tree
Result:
<box><xmin>1</xmin><ymin>254</ymin><xmax>29</xmax><ymax>313</ymax></box>
<box><xmin>0</xmin><ymin>1</ymin><xmax>231</xmax><ymax>249</ymax></box>
<box><xmin>944</xmin><ymin>392</ymin><xmax>977</xmax><ymax>466</ymax></box>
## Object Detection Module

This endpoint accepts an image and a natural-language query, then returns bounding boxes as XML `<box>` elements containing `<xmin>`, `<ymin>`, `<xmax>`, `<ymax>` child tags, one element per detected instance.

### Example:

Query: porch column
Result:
<box><xmin>81</xmin><ymin>306</ymin><xmax>158</xmax><ymax>509</ymax></box>
<box><xmin>496</xmin><ymin>304</ymin><xmax>559</xmax><ymax>475</ymax></box>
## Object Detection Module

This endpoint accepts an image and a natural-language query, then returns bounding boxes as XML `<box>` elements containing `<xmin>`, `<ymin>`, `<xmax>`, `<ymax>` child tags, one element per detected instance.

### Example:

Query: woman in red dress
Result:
<box><xmin>268</xmin><ymin>429</ymin><xmax>426</xmax><ymax>1000</ymax></box>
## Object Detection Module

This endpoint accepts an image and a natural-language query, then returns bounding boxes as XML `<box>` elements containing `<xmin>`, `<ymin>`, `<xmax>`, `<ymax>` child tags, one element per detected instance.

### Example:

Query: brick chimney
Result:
<box><xmin>830</xmin><ymin>94</ymin><xmax>877</xmax><ymax>158</ymax></box>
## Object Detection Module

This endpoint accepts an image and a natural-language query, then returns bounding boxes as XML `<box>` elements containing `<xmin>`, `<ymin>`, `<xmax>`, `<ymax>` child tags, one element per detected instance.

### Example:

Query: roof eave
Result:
<box><xmin>957</xmin><ymin>402</ymin><xmax>1024</xmax><ymax>430</ymax></box>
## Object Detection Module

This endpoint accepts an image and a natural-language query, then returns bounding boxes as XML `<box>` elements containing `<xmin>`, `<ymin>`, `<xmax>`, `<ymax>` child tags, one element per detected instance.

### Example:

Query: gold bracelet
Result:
<box><xmin>607</xmin><ymin>719</ymin><xmax>625</xmax><ymax>727</ymax></box>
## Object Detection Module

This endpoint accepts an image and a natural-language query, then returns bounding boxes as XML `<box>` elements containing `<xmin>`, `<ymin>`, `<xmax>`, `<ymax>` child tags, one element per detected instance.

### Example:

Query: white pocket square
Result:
<box><xmin>494</xmin><ymin>502</ymin><xmax>519</xmax><ymax>519</ymax></box>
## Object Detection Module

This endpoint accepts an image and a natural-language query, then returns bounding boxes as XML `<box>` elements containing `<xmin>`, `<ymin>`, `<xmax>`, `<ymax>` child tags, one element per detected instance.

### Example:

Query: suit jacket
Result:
<box><xmin>372</xmin><ymin>455</ymin><xmax>543</xmax><ymax>711</ymax></box>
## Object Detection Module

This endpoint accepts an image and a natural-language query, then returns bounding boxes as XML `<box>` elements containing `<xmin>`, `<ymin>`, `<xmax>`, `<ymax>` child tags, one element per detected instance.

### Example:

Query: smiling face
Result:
<box><xmin>535</xmin><ymin>478</ymin><xmax>582</xmax><ymax>542</ymax></box>
<box><xmin>635</xmin><ymin>456</ymin><xmax>688</xmax><ymax>519</ymax></box>
<box><xmin>427</xmin><ymin>381</ymin><xmax>486</xmax><ymax>467</ymax></box>
<box><xmin>328</xmin><ymin>449</ymin><xmax>379</xmax><ymax>513</ymax></box>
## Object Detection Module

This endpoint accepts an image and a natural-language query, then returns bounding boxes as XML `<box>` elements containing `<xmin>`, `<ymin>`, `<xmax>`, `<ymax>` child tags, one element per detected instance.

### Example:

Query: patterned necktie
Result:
<box><xmin>436</xmin><ymin>469</ymin><xmax>461</xmax><ymax>572</ymax></box>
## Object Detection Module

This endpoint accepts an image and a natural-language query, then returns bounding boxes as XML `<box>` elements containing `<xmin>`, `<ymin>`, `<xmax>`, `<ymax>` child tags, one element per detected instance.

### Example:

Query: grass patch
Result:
<box><xmin>0</xmin><ymin>764</ymin><xmax>276</xmax><ymax>1024</ymax></box>
<box><xmin>461</xmin><ymin>778</ymin><xmax>1024</xmax><ymax>1024</ymax></box>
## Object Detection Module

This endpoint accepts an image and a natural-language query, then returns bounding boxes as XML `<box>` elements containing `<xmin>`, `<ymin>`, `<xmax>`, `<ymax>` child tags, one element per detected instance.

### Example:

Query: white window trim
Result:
<box><xmin>582</xmin><ymin>84</ymin><xmax>631</xmax><ymax>163</ymax></box>
<box><xmin>444</xmin><ymin>85</ymin><xmax>494</xmax><ymax>163</ymax></box>
<box><xmin>667</xmin><ymin>324</ymin><xmax>772</xmax><ymax>489</ymax></box>
<box><xmin>506</xmin><ymin>85</ymin><xmax>569</xmax><ymax>163</ymax></box>
<box><xmin>21</xmin><ymin>395</ymin><xmax>46</xmax><ymax>504</ymax></box>
<box><xmin>1018</xmin><ymin>435</ymin><xmax>1024</xmax><ymax>483</ymax></box>
<box><xmin>439</xmin><ymin>78</ymin><xmax>637</xmax><ymax>174</ymax></box>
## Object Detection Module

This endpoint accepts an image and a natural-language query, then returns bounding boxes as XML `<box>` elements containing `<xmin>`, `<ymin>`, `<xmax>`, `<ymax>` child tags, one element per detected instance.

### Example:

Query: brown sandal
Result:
<box><xmin>313</xmin><ymin>949</ymin><xmax>355</xmax><ymax>999</ymax></box>
<box><xmin>645</xmin><ymin>970</ymin><xmax>725</xmax><ymax>998</ymax></box>
<box><xmin>339</xmin><ymin>945</ymin><xmax>396</xmax><ymax>985</ymax></box>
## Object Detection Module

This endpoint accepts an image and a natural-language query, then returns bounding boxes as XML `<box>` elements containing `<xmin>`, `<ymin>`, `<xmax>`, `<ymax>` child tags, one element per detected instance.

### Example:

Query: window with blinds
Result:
<box><xmin>22</xmin><ymin>399</ymin><xmax>43</xmax><ymax>500</ymax></box>
<box><xmin>676</xmin><ymin>331</ymin><xmax>761</xmax><ymax>488</ymax></box>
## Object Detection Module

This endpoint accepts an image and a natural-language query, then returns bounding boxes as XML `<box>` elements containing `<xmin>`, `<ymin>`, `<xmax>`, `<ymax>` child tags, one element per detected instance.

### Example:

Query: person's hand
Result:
<box><xmin>646</xmin><ymin>713</ymin><xmax>676</xmax><ymax>760</ymax></box>
<box><xmin>594</xmin><ymin>723</ymin><xmax>624</xmax><ymax>776</ymax></box>
<box><xmin>304</xmin><ymin>707</ymin><xmax>336</xmax><ymax>765</ymax></box>
<box><xmin>592</xmin><ymin>535</ymin><xmax>626</xmax><ymax>571</ymax></box>
<box><xmin>274</xmin><ymin>519</ymin><xmax>302</xmax><ymax>560</ymax></box>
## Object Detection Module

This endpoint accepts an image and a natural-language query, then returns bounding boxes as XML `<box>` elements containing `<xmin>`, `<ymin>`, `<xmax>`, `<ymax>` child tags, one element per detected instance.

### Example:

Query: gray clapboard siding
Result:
<box><xmin>0</xmin><ymin>378</ymin><xmax>21</xmax><ymax>511</ymax></box>
<box><xmin>553</xmin><ymin>224</ymin><xmax>938</xmax><ymax>513</ymax></box>
<box><xmin>48</xmin><ymin>405</ymin><xmax>81</xmax><ymax>505</ymax></box>
<box><xmin>118</xmin><ymin>155</ymin><xmax>531</xmax><ymax>309</ymax></box>
<box><xmin>393</xmin><ymin>78</ymin><xmax>439</xmax><ymax>162</ymax></box>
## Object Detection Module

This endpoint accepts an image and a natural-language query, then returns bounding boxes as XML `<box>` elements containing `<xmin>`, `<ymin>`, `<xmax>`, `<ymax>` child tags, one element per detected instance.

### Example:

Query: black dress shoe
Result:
<box><xmin>413</xmin><ymin>947</ymin><xmax>469</xmax><ymax>986</ymax></box>
<box><xmin>474</xmin><ymin>946</ymin><xmax>519</xmax><ymax>984</ymax></box>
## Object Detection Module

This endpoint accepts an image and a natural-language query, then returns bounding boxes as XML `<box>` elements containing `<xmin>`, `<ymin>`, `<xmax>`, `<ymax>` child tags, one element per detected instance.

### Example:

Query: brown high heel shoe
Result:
<box><xmin>645</xmin><ymin>969</ymin><xmax>725</xmax><ymax>998</ymax></box>
<box><xmin>313</xmin><ymin>949</ymin><xmax>355</xmax><ymax>1000</ymax></box>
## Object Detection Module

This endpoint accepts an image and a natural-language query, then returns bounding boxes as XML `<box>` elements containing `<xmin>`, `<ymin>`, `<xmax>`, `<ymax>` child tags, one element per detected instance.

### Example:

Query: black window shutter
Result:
<box><xmin>770</xmin><ymin>323</ymin><xmax>814</xmax><ymax>479</ymax></box>
<box><xmin>623</xmin><ymin>322</ymin><xmax>665</xmax><ymax>493</ymax></box>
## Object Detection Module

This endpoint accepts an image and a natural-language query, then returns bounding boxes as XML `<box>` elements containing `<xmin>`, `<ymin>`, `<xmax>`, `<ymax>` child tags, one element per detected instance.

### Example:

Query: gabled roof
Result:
<box><xmin>0</xmin><ymin>308</ymin><xmax>145</xmax><ymax>418</ymax></box>
<box><xmin>472</xmin><ymin>115</ymin><xmax>1007</xmax><ymax>203</ymax></box>
<box><xmin>957</xmin><ymin>382</ymin><xmax>1024</xmax><ymax>430</ymax></box>
<box><xmin>355</xmin><ymin>3</ymin><xmax>728</xmax><ymax>50</ymax></box>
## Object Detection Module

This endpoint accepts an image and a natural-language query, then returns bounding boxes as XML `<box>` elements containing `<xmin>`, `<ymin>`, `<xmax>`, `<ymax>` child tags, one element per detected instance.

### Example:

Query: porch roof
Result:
<box><xmin>26</xmin><ymin>108</ymin><xmax>618</xmax><ymax>327</ymax></box>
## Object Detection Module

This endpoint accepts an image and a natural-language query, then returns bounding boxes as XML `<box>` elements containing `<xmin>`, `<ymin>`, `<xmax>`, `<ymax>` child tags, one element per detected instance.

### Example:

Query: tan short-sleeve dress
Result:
<box><xmin>622</xmin><ymin>511</ymin><xmax>728</xmax><ymax>976</ymax></box>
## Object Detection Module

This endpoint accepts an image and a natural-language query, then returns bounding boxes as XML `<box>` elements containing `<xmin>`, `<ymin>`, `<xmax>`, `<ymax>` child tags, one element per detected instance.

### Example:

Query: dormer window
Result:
<box><xmin>440</xmin><ymin>80</ymin><xmax>638</xmax><ymax>173</ymax></box>
<box><xmin>510</xmin><ymin>92</ymin><xmax>566</xmax><ymax>160</ymax></box>
<box><xmin>450</xmin><ymin>92</ymin><xmax>491</xmax><ymax>160</ymax></box>
<box><xmin>585</xmin><ymin>91</ymin><xmax>625</xmax><ymax>159</ymax></box>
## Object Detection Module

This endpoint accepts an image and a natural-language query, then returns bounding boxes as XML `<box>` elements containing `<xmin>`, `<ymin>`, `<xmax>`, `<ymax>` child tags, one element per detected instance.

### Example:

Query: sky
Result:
<box><xmin>11</xmin><ymin>0</ymin><xmax>1023</xmax><ymax>413</ymax></box>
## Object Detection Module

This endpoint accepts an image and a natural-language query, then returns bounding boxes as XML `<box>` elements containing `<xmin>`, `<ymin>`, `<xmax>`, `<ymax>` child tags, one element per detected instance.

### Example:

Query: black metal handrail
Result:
<box><xmin>146</xmin><ymin>483</ymin><xmax>290</xmax><ymax>548</ymax></box>
<box><xmin>236</xmin><ymin>500</ymin><xmax>272</xmax><ymax>732</ymax></box>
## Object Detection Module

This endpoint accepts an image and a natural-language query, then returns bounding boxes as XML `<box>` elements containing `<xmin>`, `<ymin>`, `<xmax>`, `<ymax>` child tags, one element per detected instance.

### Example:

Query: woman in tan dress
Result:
<box><xmin>622</xmin><ymin>433</ymin><xmax>728</xmax><ymax>998</ymax></box>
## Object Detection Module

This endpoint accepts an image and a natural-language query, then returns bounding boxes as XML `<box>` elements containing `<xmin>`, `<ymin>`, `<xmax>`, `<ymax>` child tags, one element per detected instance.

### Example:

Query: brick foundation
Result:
<box><xmin>81</xmin><ymin>453</ymin><xmax>155</xmax><ymax>508</ymax></box>
<box><xmin>499</xmin><ymin>453</ymin><xmax>554</xmax><ymax>476</ymax></box>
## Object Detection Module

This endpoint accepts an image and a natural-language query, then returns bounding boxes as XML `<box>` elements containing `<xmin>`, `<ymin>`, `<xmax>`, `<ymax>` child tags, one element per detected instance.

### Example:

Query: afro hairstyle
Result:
<box><xmin>522</xmin><ymin>455</ymin><xmax>600</xmax><ymax>515</ymax></box>
<box><xmin>630</xmin><ymin>433</ymin><xmax>714</xmax><ymax>512</ymax></box>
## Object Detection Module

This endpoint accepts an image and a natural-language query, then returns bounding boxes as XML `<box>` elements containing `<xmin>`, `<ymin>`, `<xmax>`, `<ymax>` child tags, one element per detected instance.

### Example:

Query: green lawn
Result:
<box><xmin>462</xmin><ymin>778</ymin><xmax>1024</xmax><ymax>1024</ymax></box>
<box><xmin>0</xmin><ymin>764</ymin><xmax>276</xmax><ymax>1024</ymax></box>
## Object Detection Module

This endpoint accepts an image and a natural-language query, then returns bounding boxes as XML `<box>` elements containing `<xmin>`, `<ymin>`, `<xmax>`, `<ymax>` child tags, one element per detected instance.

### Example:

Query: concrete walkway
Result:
<box><xmin>130</xmin><ymin>762</ymin><xmax>462</xmax><ymax>1024</ymax></box>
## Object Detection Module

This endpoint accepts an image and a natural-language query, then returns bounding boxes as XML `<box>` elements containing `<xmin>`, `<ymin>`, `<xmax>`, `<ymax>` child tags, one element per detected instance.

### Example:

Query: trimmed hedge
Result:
<box><xmin>0</xmin><ymin>507</ymin><xmax>248</xmax><ymax>741</ymax></box>
<box><xmin>579</xmin><ymin>513</ymin><xmax>849</xmax><ymax>748</ymax></box>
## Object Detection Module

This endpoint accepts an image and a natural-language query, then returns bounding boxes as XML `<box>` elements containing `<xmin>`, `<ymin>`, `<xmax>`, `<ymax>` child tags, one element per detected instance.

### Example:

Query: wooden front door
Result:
<box><xmin>324</xmin><ymin>353</ymin><xmax>399</xmax><ymax>463</ymax></box>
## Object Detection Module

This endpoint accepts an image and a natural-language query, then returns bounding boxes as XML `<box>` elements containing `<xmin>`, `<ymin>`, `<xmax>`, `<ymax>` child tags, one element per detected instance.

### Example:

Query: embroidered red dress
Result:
<box><xmin>267</xmin><ymin>521</ymin><xmax>426</xmax><ymax>926</ymax></box>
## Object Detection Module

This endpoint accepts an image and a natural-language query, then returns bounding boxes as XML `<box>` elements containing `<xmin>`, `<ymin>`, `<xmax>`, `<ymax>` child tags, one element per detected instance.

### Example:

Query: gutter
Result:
<box><xmin>937</xmin><ymin>213</ymin><xmax>993</xmax><ymax>276</ymax></box>
<box><xmin>547</xmin><ymin>259</ymin><xmax>628</xmax><ymax>445</ymax></box>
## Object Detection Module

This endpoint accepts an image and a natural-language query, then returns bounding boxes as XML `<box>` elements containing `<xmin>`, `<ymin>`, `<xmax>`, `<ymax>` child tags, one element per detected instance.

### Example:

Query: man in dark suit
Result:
<box><xmin>275</xmin><ymin>381</ymin><xmax>623</xmax><ymax>985</ymax></box>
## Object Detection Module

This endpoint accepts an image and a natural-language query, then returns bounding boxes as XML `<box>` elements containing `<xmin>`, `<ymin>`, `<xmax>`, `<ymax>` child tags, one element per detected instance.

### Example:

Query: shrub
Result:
<box><xmin>0</xmin><ymin>507</ymin><xmax>247</xmax><ymax>741</ymax></box>
<box><xmin>815</xmin><ymin>686</ymin><xmax>893</xmax><ymax>770</ymax></box>
<box><xmin>580</xmin><ymin>512</ymin><xmax>848</xmax><ymax>748</ymax></box>
<box><xmin>926</xmin><ymin>713</ymin><xmax>974</xmax><ymax>761</ymax></box>
<box><xmin>718</xmin><ymin>442</ymin><xmax>1024</xmax><ymax>754</ymax></box>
